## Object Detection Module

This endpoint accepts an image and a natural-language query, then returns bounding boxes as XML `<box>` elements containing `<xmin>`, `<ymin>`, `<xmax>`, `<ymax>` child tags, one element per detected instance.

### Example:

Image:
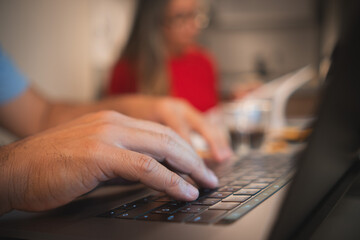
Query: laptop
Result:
<box><xmin>1</xmin><ymin>2</ymin><xmax>360</xmax><ymax>240</ymax></box>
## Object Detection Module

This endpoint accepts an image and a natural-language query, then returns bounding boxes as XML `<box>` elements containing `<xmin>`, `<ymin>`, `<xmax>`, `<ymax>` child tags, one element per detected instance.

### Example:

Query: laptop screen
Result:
<box><xmin>269</xmin><ymin>1</ymin><xmax>360</xmax><ymax>239</ymax></box>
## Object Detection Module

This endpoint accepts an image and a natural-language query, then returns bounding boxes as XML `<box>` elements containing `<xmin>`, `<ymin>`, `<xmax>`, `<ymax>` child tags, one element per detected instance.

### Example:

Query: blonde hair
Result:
<box><xmin>120</xmin><ymin>0</ymin><xmax>170</xmax><ymax>95</ymax></box>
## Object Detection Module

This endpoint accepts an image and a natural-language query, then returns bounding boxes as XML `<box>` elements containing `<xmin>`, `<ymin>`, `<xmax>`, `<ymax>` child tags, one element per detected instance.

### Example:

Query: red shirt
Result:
<box><xmin>107</xmin><ymin>47</ymin><xmax>218</xmax><ymax>112</ymax></box>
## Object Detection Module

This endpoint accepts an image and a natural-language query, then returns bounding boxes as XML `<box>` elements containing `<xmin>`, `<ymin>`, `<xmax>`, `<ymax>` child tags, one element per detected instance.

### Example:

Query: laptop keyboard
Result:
<box><xmin>98</xmin><ymin>153</ymin><xmax>294</xmax><ymax>225</ymax></box>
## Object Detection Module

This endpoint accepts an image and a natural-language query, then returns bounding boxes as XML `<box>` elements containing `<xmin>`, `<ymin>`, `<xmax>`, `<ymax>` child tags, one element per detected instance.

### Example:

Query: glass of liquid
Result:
<box><xmin>224</xmin><ymin>100</ymin><xmax>270</xmax><ymax>154</ymax></box>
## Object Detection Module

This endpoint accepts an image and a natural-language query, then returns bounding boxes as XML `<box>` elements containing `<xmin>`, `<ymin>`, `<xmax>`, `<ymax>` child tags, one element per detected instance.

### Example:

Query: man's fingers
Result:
<box><xmin>81</xmin><ymin>111</ymin><xmax>218</xmax><ymax>188</ymax></box>
<box><xmin>116</xmin><ymin>126</ymin><xmax>218</xmax><ymax>189</ymax></box>
<box><xmin>106</xmin><ymin>112</ymin><xmax>196</xmax><ymax>156</ymax></box>
<box><xmin>83</xmin><ymin>110</ymin><xmax>219</xmax><ymax>188</ymax></box>
<box><xmin>106</xmin><ymin>148</ymin><xmax>199</xmax><ymax>201</ymax></box>
<box><xmin>129</xmin><ymin>117</ymin><xmax>193</xmax><ymax>153</ymax></box>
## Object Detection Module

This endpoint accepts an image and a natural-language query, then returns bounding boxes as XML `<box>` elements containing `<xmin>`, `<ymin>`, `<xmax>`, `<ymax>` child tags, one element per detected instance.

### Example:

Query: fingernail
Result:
<box><xmin>219</xmin><ymin>148</ymin><xmax>233</xmax><ymax>160</ymax></box>
<box><xmin>225</xmin><ymin>148</ymin><xmax>234</xmax><ymax>157</ymax></box>
<box><xmin>185</xmin><ymin>183</ymin><xmax>199</xmax><ymax>199</ymax></box>
<box><xmin>208</xmin><ymin>169</ymin><xmax>219</xmax><ymax>186</ymax></box>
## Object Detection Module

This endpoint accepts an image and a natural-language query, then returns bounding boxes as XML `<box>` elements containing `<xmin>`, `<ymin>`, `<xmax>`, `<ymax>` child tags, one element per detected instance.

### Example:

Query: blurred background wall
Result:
<box><xmin>199</xmin><ymin>0</ymin><xmax>320</xmax><ymax>98</ymax></box>
<box><xmin>0</xmin><ymin>0</ymin><xmax>136</xmax><ymax>102</ymax></box>
<box><xmin>0</xmin><ymin>0</ymin><xmax>327</xmax><ymax>101</ymax></box>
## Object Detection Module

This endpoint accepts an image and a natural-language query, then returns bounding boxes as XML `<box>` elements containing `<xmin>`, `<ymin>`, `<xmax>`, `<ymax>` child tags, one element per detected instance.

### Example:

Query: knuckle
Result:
<box><xmin>167</xmin><ymin>173</ymin><xmax>182</xmax><ymax>188</ymax></box>
<box><xmin>159</xmin><ymin>131</ymin><xmax>172</xmax><ymax>144</ymax></box>
<box><xmin>95</xmin><ymin>110</ymin><xmax>119</xmax><ymax>122</ymax></box>
<box><xmin>93</xmin><ymin>122</ymin><xmax>113</xmax><ymax>136</ymax></box>
<box><xmin>90</xmin><ymin>112</ymin><xmax>124</xmax><ymax>136</ymax></box>
<box><xmin>163</xmin><ymin>126</ymin><xmax>176</xmax><ymax>137</ymax></box>
<box><xmin>159</xmin><ymin>131</ymin><xmax>177</xmax><ymax>150</ymax></box>
<box><xmin>83</xmin><ymin>138</ymin><xmax>104</xmax><ymax>160</ymax></box>
<box><xmin>137</xmin><ymin>155</ymin><xmax>158</xmax><ymax>175</ymax></box>
<box><xmin>85</xmin><ymin>138</ymin><xmax>101</xmax><ymax>151</ymax></box>
<box><xmin>193</xmin><ymin>158</ymin><xmax>203</xmax><ymax>172</ymax></box>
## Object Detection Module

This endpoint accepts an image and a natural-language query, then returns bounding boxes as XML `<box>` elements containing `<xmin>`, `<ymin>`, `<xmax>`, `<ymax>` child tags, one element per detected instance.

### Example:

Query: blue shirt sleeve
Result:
<box><xmin>0</xmin><ymin>48</ymin><xmax>29</xmax><ymax>104</ymax></box>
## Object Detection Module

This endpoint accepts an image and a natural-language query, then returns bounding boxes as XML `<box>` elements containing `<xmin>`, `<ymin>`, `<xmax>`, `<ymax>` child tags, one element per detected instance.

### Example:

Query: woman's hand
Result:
<box><xmin>154</xmin><ymin>98</ymin><xmax>233</xmax><ymax>162</ymax></box>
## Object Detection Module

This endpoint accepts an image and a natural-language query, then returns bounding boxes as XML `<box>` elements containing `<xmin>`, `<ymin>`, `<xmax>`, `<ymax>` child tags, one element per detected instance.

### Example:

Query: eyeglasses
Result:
<box><xmin>165</xmin><ymin>11</ymin><xmax>209</xmax><ymax>29</ymax></box>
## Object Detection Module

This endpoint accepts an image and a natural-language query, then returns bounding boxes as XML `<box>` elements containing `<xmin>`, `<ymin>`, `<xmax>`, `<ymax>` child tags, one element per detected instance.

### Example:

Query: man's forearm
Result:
<box><xmin>0</xmin><ymin>145</ymin><xmax>14</xmax><ymax>215</ymax></box>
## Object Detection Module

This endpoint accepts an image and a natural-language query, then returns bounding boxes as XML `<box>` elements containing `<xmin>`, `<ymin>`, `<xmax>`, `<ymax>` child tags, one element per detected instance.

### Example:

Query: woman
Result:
<box><xmin>107</xmin><ymin>0</ymin><xmax>218</xmax><ymax>112</ymax></box>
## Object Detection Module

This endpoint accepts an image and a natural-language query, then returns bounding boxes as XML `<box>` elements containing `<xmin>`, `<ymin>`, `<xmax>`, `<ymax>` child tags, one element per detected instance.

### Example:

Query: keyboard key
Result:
<box><xmin>240</xmin><ymin>175</ymin><xmax>259</xmax><ymax>180</ymax></box>
<box><xmin>244</xmin><ymin>183</ymin><xmax>269</xmax><ymax>189</ymax></box>
<box><xmin>208</xmin><ymin>192</ymin><xmax>232</xmax><ymax>199</ymax></box>
<box><xmin>265</xmin><ymin>173</ymin><xmax>283</xmax><ymax>178</ymax></box>
<box><xmin>180</xmin><ymin>205</ymin><xmax>208</xmax><ymax>213</ymax></box>
<box><xmin>256</xmin><ymin>178</ymin><xmax>276</xmax><ymax>183</ymax></box>
<box><xmin>230</xmin><ymin>180</ymin><xmax>252</xmax><ymax>186</ymax></box>
<box><xmin>220</xmin><ymin>177</ymin><xmax>236</xmax><ymax>181</ymax></box>
<box><xmin>234</xmin><ymin>189</ymin><xmax>261</xmax><ymax>195</ymax></box>
<box><xmin>115</xmin><ymin>203</ymin><xmax>137</xmax><ymax>211</ymax></box>
<box><xmin>222</xmin><ymin>195</ymin><xmax>251</xmax><ymax>202</ymax></box>
<box><xmin>252</xmin><ymin>171</ymin><xmax>267</xmax><ymax>176</ymax></box>
<box><xmin>138</xmin><ymin>212</ymin><xmax>194</xmax><ymax>222</ymax></box>
<box><xmin>209</xmin><ymin>202</ymin><xmax>240</xmax><ymax>210</ymax></box>
<box><xmin>125</xmin><ymin>202</ymin><xmax>142</xmax><ymax>210</ymax></box>
<box><xmin>218</xmin><ymin>186</ymin><xmax>243</xmax><ymax>192</ymax></box>
<box><xmin>116</xmin><ymin>212</ymin><xmax>133</xmax><ymax>219</ymax></box>
<box><xmin>188</xmin><ymin>210</ymin><xmax>227</xmax><ymax>224</ymax></box>
<box><xmin>218</xmin><ymin>180</ymin><xmax>232</xmax><ymax>186</ymax></box>
<box><xmin>97</xmin><ymin>208</ymin><xmax>126</xmax><ymax>218</ymax></box>
<box><xmin>152</xmin><ymin>202</ymin><xmax>187</xmax><ymax>214</ymax></box>
<box><xmin>198</xmin><ymin>188</ymin><xmax>217</xmax><ymax>198</ymax></box>
<box><xmin>167</xmin><ymin>201</ymin><xmax>188</xmax><ymax>207</ymax></box>
<box><xmin>152</xmin><ymin>206</ymin><xmax>176</xmax><ymax>214</ymax></box>
<box><xmin>106</xmin><ymin>200</ymin><xmax>145</xmax><ymax>215</ymax></box>
<box><xmin>132</xmin><ymin>195</ymin><xmax>159</xmax><ymax>204</ymax></box>
<box><xmin>155</xmin><ymin>196</ymin><xmax>174</xmax><ymax>202</ymax></box>
<box><xmin>116</xmin><ymin>202</ymin><xmax>165</xmax><ymax>219</ymax></box>
<box><xmin>192</xmin><ymin>198</ymin><xmax>221</xmax><ymax>206</ymax></box>
<box><xmin>230</xmin><ymin>171</ymin><xmax>243</xmax><ymax>176</ymax></box>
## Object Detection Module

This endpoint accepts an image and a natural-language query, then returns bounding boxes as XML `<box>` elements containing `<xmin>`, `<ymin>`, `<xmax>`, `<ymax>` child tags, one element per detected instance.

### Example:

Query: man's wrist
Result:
<box><xmin>0</xmin><ymin>144</ymin><xmax>15</xmax><ymax>215</ymax></box>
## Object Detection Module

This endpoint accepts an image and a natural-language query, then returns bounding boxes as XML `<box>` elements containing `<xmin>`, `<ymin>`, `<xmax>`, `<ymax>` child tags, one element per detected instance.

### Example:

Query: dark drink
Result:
<box><xmin>229</xmin><ymin>129</ymin><xmax>242</xmax><ymax>150</ymax></box>
<box><xmin>230</xmin><ymin>128</ymin><xmax>265</xmax><ymax>150</ymax></box>
<box><xmin>247</xmin><ymin>129</ymin><xmax>265</xmax><ymax>149</ymax></box>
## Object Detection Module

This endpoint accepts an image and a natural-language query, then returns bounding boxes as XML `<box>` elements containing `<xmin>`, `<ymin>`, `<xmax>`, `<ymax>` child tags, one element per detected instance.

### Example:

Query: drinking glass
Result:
<box><xmin>223</xmin><ymin>100</ymin><xmax>270</xmax><ymax>154</ymax></box>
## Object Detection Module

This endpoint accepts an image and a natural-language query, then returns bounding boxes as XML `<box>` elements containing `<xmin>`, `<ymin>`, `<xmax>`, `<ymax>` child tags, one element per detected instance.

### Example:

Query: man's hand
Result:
<box><xmin>0</xmin><ymin>111</ymin><xmax>218</xmax><ymax>215</ymax></box>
